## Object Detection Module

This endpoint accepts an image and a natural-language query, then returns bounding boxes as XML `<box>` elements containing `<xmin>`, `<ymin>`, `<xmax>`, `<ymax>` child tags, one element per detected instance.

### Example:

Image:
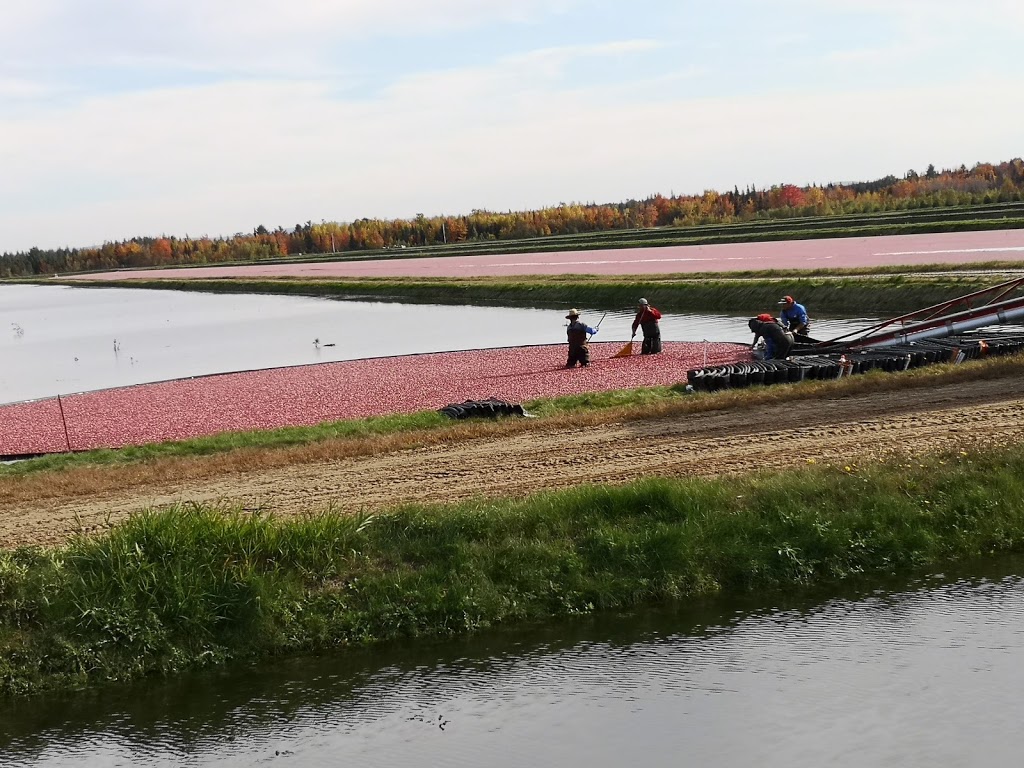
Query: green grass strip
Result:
<box><xmin>2</xmin><ymin>441</ymin><xmax>1023</xmax><ymax>695</ymax></box>
<box><xmin>0</xmin><ymin>411</ymin><xmax>449</xmax><ymax>475</ymax></box>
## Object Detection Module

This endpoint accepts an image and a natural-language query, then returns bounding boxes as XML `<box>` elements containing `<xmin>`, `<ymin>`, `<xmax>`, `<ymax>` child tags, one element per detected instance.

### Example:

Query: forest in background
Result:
<box><xmin>3</xmin><ymin>158</ymin><xmax>1023</xmax><ymax>278</ymax></box>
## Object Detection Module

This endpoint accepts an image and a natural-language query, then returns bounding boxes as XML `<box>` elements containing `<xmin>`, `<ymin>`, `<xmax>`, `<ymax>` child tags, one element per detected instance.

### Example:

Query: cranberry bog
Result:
<box><xmin>0</xmin><ymin>342</ymin><xmax>746</xmax><ymax>457</ymax></box>
<box><xmin>60</xmin><ymin>229</ymin><xmax>1024</xmax><ymax>281</ymax></box>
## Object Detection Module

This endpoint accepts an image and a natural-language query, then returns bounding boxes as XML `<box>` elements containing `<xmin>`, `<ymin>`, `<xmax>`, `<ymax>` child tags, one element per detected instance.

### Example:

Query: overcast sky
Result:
<box><xmin>1</xmin><ymin>0</ymin><xmax>1022</xmax><ymax>252</ymax></box>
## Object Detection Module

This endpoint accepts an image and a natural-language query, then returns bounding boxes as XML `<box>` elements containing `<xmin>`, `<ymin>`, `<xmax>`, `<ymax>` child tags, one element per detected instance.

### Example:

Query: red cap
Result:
<box><xmin>756</xmin><ymin>313</ymin><xmax>774</xmax><ymax>322</ymax></box>
<box><xmin>777</xmin><ymin>295</ymin><xmax>794</xmax><ymax>305</ymax></box>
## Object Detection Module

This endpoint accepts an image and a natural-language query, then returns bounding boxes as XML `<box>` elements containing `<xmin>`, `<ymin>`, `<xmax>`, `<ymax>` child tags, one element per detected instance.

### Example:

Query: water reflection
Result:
<box><xmin>0</xmin><ymin>284</ymin><xmax>881</xmax><ymax>405</ymax></box>
<box><xmin>3</xmin><ymin>555</ymin><xmax>1024</xmax><ymax>767</ymax></box>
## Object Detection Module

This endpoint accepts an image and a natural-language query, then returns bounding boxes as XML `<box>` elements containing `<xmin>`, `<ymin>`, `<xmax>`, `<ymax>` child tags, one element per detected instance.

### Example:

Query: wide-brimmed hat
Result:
<box><xmin>777</xmin><ymin>295</ymin><xmax>795</xmax><ymax>305</ymax></box>
<box><xmin>565</xmin><ymin>308</ymin><xmax>580</xmax><ymax>319</ymax></box>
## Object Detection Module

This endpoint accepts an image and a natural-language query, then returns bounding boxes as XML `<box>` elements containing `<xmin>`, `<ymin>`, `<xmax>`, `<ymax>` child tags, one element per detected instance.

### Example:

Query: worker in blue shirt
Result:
<box><xmin>777</xmin><ymin>295</ymin><xmax>811</xmax><ymax>336</ymax></box>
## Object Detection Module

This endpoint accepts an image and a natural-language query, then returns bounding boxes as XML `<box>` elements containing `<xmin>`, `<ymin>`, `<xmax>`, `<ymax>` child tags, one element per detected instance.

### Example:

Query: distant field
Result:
<box><xmin>62</xmin><ymin>229</ymin><xmax>1024</xmax><ymax>281</ymax></box>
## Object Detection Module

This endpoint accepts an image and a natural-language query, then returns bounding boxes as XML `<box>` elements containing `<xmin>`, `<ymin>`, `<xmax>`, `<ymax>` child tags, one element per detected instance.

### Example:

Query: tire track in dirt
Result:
<box><xmin>6</xmin><ymin>376</ymin><xmax>1024</xmax><ymax>548</ymax></box>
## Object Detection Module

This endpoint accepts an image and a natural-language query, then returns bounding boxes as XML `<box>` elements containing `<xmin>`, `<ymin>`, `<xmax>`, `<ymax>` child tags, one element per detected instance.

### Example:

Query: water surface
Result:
<box><xmin>2</xmin><ymin>556</ymin><xmax>1023</xmax><ymax>767</ymax></box>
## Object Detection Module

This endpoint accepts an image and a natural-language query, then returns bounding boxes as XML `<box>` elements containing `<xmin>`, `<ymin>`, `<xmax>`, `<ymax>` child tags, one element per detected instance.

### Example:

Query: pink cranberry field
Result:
<box><xmin>0</xmin><ymin>342</ymin><xmax>747</xmax><ymax>457</ymax></box>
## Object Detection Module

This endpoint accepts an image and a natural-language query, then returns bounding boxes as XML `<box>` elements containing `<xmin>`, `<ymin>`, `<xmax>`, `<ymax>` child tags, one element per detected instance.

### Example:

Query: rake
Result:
<box><xmin>612</xmin><ymin>340</ymin><xmax>634</xmax><ymax>358</ymax></box>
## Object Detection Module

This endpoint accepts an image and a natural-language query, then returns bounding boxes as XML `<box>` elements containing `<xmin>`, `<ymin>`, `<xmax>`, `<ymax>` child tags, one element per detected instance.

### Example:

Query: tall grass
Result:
<box><xmin>3</xmin><ymin>441</ymin><xmax>1024</xmax><ymax>695</ymax></box>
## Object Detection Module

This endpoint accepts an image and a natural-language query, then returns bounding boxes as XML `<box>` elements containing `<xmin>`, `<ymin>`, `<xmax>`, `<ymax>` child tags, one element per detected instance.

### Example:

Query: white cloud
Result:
<box><xmin>2</xmin><ymin>0</ymin><xmax>1023</xmax><ymax>252</ymax></box>
<box><xmin>785</xmin><ymin>0</ymin><xmax>1024</xmax><ymax>34</ymax></box>
<box><xmin>2</xmin><ymin>61</ymin><xmax>1022</xmax><ymax>251</ymax></box>
<box><xmin>825</xmin><ymin>48</ymin><xmax>894</xmax><ymax>64</ymax></box>
<box><xmin>509</xmin><ymin>39</ymin><xmax>665</xmax><ymax>65</ymax></box>
<box><xmin>2</xmin><ymin>0</ymin><xmax>585</xmax><ymax>79</ymax></box>
<box><xmin>0</xmin><ymin>78</ymin><xmax>57</xmax><ymax>99</ymax></box>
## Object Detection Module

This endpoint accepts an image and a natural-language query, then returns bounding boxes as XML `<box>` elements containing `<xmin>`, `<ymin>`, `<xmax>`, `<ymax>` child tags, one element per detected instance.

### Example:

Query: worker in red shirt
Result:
<box><xmin>631</xmin><ymin>298</ymin><xmax>663</xmax><ymax>355</ymax></box>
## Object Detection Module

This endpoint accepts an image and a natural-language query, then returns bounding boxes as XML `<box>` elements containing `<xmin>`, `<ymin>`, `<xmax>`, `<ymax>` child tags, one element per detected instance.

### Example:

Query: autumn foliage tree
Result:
<box><xmin>2</xmin><ymin>158</ymin><xmax>1024</xmax><ymax>277</ymax></box>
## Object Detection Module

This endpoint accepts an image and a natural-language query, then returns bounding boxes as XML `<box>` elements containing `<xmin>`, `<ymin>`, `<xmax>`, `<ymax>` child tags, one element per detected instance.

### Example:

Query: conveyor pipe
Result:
<box><xmin>848</xmin><ymin>296</ymin><xmax>1024</xmax><ymax>349</ymax></box>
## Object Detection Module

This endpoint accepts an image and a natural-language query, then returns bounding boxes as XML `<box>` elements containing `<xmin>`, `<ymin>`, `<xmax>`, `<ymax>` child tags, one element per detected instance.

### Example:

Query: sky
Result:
<box><xmin>1</xmin><ymin>0</ymin><xmax>1022</xmax><ymax>253</ymax></box>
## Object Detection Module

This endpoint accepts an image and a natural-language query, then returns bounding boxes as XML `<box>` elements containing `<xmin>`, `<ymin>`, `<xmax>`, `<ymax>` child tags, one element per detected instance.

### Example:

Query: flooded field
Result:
<box><xmin>0</xmin><ymin>284</ymin><xmax>879</xmax><ymax>405</ymax></box>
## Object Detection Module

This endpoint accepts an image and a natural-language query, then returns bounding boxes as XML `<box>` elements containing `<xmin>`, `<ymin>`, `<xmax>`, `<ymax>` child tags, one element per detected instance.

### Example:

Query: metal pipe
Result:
<box><xmin>849</xmin><ymin>298</ymin><xmax>1024</xmax><ymax>349</ymax></box>
<box><xmin>819</xmin><ymin>276</ymin><xmax>1024</xmax><ymax>347</ymax></box>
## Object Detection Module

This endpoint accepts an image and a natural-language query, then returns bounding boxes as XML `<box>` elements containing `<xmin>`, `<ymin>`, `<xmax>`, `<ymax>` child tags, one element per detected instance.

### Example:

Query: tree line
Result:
<box><xmin>3</xmin><ymin>158</ymin><xmax>1023</xmax><ymax>278</ymax></box>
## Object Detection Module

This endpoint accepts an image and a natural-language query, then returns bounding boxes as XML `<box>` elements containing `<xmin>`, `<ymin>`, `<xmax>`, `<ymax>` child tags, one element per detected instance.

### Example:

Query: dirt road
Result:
<box><xmin>6</xmin><ymin>375</ymin><xmax>1024</xmax><ymax>549</ymax></box>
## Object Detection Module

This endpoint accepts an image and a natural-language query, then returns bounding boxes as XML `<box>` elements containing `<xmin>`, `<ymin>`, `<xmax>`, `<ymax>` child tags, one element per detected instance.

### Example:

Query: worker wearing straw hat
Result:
<box><xmin>564</xmin><ymin>309</ymin><xmax>598</xmax><ymax>368</ymax></box>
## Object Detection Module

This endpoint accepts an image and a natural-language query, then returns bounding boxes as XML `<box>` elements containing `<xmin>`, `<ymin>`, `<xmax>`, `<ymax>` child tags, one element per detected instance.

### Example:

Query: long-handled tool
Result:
<box><xmin>587</xmin><ymin>312</ymin><xmax>608</xmax><ymax>341</ymax></box>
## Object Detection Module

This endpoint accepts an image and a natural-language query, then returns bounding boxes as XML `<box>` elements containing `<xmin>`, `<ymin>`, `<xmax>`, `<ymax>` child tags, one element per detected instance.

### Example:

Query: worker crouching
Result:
<box><xmin>565</xmin><ymin>309</ymin><xmax>598</xmax><ymax>368</ymax></box>
<box><xmin>748</xmin><ymin>316</ymin><xmax>793</xmax><ymax>360</ymax></box>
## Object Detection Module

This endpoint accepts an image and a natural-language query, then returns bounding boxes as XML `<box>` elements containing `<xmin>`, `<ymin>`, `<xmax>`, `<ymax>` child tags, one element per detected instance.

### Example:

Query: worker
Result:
<box><xmin>631</xmin><ymin>298</ymin><xmax>663</xmax><ymax>355</ymax></box>
<box><xmin>777</xmin><ymin>295</ymin><xmax>811</xmax><ymax>336</ymax></box>
<box><xmin>748</xmin><ymin>317</ymin><xmax>793</xmax><ymax>360</ymax></box>
<box><xmin>565</xmin><ymin>308</ymin><xmax>598</xmax><ymax>368</ymax></box>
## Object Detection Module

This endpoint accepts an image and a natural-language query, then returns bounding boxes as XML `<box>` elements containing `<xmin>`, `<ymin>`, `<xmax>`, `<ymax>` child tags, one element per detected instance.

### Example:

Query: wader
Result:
<box><xmin>640</xmin><ymin>320</ymin><xmax>662</xmax><ymax>355</ymax></box>
<box><xmin>566</xmin><ymin>322</ymin><xmax>590</xmax><ymax>367</ymax></box>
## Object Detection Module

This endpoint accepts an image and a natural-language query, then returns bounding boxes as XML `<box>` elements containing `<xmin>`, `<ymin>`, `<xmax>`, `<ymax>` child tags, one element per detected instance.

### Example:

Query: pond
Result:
<box><xmin>2</xmin><ymin>554</ymin><xmax>1022</xmax><ymax>767</ymax></box>
<box><xmin>0</xmin><ymin>284</ymin><xmax>881</xmax><ymax>405</ymax></box>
